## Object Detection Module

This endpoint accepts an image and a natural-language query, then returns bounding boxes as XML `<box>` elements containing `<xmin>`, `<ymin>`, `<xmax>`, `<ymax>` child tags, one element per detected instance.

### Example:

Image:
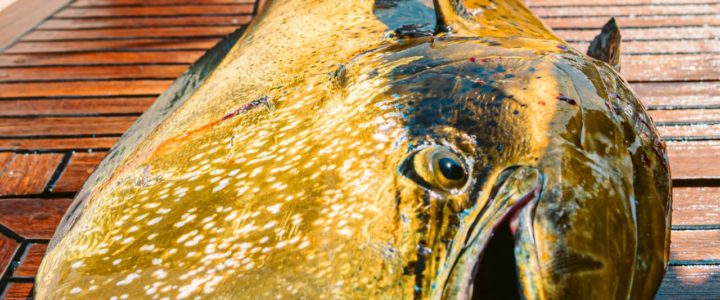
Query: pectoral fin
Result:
<box><xmin>587</xmin><ymin>18</ymin><xmax>622</xmax><ymax>71</ymax></box>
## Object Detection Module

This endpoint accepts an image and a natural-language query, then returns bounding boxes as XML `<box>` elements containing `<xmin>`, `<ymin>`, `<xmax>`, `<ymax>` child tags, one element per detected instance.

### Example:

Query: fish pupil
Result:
<box><xmin>438</xmin><ymin>157</ymin><xmax>465</xmax><ymax>180</ymax></box>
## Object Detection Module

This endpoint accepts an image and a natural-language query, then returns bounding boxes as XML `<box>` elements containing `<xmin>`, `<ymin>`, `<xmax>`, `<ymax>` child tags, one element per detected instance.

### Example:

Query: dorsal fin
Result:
<box><xmin>433</xmin><ymin>0</ymin><xmax>561</xmax><ymax>41</ymax></box>
<box><xmin>587</xmin><ymin>18</ymin><xmax>622</xmax><ymax>71</ymax></box>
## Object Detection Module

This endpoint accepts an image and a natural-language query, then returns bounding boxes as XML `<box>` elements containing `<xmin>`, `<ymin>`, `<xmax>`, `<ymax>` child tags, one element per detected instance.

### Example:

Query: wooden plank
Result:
<box><xmin>4</xmin><ymin>38</ymin><xmax>221</xmax><ymax>54</ymax></box>
<box><xmin>533</xmin><ymin>3</ymin><xmax>720</xmax><ymax>17</ymax></box>
<box><xmin>570</xmin><ymin>40</ymin><xmax>720</xmax><ymax>55</ymax></box>
<box><xmin>667</xmin><ymin>141</ymin><xmax>720</xmax><ymax>180</ymax></box>
<box><xmin>633</xmin><ymin>82</ymin><xmax>720</xmax><ymax>108</ymax></box>
<box><xmin>52</xmin><ymin>152</ymin><xmax>106</xmax><ymax>193</ymax></box>
<box><xmin>657</xmin><ymin>265</ymin><xmax>720</xmax><ymax>300</ymax></box>
<box><xmin>54</xmin><ymin>4</ymin><xmax>253</xmax><ymax>18</ymax></box>
<box><xmin>658</xmin><ymin>124</ymin><xmax>720</xmax><ymax>139</ymax></box>
<box><xmin>0</xmin><ymin>116</ymin><xmax>137</xmax><ymax>137</ymax></box>
<box><xmin>11</xmin><ymin>243</ymin><xmax>47</xmax><ymax>278</ymax></box>
<box><xmin>0</xmin><ymin>55</ymin><xmax>684</xmax><ymax>84</ymax></box>
<box><xmin>0</xmin><ymin>0</ymin><xmax>19</xmax><ymax>13</ymax></box>
<box><xmin>0</xmin><ymin>137</ymin><xmax>119</xmax><ymax>151</ymax></box>
<box><xmin>0</xmin><ymin>234</ymin><xmax>20</xmax><ymax>279</ymax></box>
<box><xmin>0</xmin><ymin>51</ymin><xmax>203</xmax><ymax>67</ymax></box>
<box><xmin>39</xmin><ymin>15</ymin><xmax>252</xmax><ymax>29</ymax></box>
<box><xmin>0</xmin><ymin>154</ymin><xmax>63</xmax><ymax>196</ymax></box>
<box><xmin>72</xmin><ymin>0</ymin><xmax>255</xmax><ymax>5</ymax></box>
<box><xmin>0</xmin><ymin>97</ymin><xmax>155</xmax><ymax>116</ymax></box>
<box><xmin>0</xmin><ymin>0</ymin><xmax>72</xmax><ymax>50</ymax></box>
<box><xmin>649</xmin><ymin>109</ymin><xmax>720</xmax><ymax>124</ymax></box>
<box><xmin>671</xmin><ymin>230</ymin><xmax>720</xmax><ymax>261</ymax></box>
<box><xmin>0</xmin><ymin>65</ymin><xmax>186</xmax><ymax>82</ymax></box>
<box><xmin>555</xmin><ymin>26</ymin><xmax>720</xmax><ymax>42</ymax></box>
<box><xmin>0</xmin><ymin>198</ymin><xmax>72</xmax><ymax>240</ymax></box>
<box><xmin>543</xmin><ymin>16</ymin><xmax>720</xmax><ymax>29</ymax></box>
<box><xmin>623</xmin><ymin>54</ymin><xmax>720</xmax><ymax>83</ymax></box>
<box><xmin>23</xmin><ymin>26</ymin><xmax>238</xmax><ymax>41</ymax></box>
<box><xmin>0</xmin><ymin>152</ymin><xmax>12</xmax><ymax>170</ymax></box>
<box><xmin>0</xmin><ymin>80</ymin><xmax>171</xmax><ymax>98</ymax></box>
<box><xmin>2</xmin><ymin>282</ymin><xmax>33</xmax><ymax>300</ymax></box>
<box><xmin>673</xmin><ymin>187</ymin><xmax>720</xmax><ymax>226</ymax></box>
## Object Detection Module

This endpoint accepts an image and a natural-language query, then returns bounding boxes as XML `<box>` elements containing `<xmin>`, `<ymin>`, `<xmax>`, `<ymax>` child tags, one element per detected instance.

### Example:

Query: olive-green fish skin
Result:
<box><xmin>36</xmin><ymin>0</ymin><xmax>670</xmax><ymax>299</ymax></box>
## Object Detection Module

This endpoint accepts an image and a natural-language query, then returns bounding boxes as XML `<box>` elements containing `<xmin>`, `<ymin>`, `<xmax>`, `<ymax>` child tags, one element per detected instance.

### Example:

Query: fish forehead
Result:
<box><xmin>372</xmin><ymin>39</ymin><xmax>572</xmax><ymax>157</ymax></box>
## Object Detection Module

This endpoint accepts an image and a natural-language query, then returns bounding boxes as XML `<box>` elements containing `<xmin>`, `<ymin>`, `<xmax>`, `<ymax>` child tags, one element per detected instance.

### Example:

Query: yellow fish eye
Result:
<box><xmin>401</xmin><ymin>146</ymin><xmax>469</xmax><ymax>192</ymax></box>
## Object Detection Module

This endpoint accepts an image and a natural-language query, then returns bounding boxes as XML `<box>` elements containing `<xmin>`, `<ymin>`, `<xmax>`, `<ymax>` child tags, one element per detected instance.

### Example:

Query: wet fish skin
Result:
<box><xmin>35</xmin><ymin>0</ymin><xmax>670</xmax><ymax>299</ymax></box>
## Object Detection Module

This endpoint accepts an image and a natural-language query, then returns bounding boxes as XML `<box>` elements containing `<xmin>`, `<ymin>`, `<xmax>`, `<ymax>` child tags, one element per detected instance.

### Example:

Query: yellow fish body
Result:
<box><xmin>37</xmin><ymin>0</ymin><xmax>671</xmax><ymax>299</ymax></box>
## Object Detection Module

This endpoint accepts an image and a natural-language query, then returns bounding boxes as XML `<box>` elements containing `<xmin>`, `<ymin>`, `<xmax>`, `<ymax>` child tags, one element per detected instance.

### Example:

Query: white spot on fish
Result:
<box><xmin>116</xmin><ymin>273</ymin><xmax>140</xmax><ymax>286</ymax></box>
<box><xmin>140</xmin><ymin>244</ymin><xmax>155</xmax><ymax>252</ymax></box>
<box><xmin>263</xmin><ymin>221</ymin><xmax>277</xmax><ymax>230</ymax></box>
<box><xmin>213</xmin><ymin>179</ymin><xmax>230</xmax><ymax>193</ymax></box>
<box><xmin>147</xmin><ymin>217</ymin><xmax>163</xmax><ymax>226</ymax></box>
<box><xmin>70</xmin><ymin>260</ymin><xmax>84</xmax><ymax>269</ymax></box>
<box><xmin>298</xmin><ymin>240</ymin><xmax>310</xmax><ymax>249</ymax></box>
<box><xmin>266</xmin><ymin>204</ymin><xmax>282</xmax><ymax>214</ymax></box>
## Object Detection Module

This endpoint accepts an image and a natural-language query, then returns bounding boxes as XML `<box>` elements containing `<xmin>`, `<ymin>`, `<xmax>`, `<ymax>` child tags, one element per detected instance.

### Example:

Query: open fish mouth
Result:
<box><xmin>468</xmin><ymin>202</ymin><xmax>529</xmax><ymax>299</ymax></box>
<box><xmin>442</xmin><ymin>166</ymin><xmax>543</xmax><ymax>300</ymax></box>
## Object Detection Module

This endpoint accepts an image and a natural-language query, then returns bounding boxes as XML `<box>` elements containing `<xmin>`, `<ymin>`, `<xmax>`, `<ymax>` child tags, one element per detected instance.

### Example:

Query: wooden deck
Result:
<box><xmin>0</xmin><ymin>0</ymin><xmax>718</xmax><ymax>298</ymax></box>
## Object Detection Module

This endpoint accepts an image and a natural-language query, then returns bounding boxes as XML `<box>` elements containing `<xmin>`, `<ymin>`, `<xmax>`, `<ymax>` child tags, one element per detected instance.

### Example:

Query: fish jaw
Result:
<box><xmin>437</xmin><ymin>166</ymin><xmax>543</xmax><ymax>299</ymax></box>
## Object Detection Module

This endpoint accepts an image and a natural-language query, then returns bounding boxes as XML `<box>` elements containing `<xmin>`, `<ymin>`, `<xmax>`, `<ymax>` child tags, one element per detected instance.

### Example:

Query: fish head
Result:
<box><xmin>352</xmin><ymin>33</ymin><xmax>667</xmax><ymax>299</ymax></box>
<box><xmin>36</xmin><ymin>1</ymin><xmax>670</xmax><ymax>299</ymax></box>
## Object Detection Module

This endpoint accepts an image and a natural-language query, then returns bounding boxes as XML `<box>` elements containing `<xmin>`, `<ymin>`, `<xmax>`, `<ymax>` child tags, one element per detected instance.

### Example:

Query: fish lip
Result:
<box><xmin>462</xmin><ymin>169</ymin><xmax>542</xmax><ymax>250</ymax></box>
<box><xmin>469</xmin><ymin>187</ymin><xmax>540</xmax><ymax>299</ymax></box>
<box><xmin>439</xmin><ymin>167</ymin><xmax>543</xmax><ymax>299</ymax></box>
<box><xmin>490</xmin><ymin>183</ymin><xmax>539</xmax><ymax>239</ymax></box>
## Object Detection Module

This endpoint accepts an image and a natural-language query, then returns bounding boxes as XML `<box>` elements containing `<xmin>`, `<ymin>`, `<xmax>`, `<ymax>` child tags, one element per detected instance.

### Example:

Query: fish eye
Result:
<box><xmin>438</xmin><ymin>157</ymin><xmax>465</xmax><ymax>180</ymax></box>
<box><xmin>400</xmin><ymin>146</ymin><xmax>469</xmax><ymax>191</ymax></box>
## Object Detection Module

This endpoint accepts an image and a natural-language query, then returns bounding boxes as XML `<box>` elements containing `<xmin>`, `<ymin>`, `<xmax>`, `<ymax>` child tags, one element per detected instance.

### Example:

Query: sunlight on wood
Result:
<box><xmin>0</xmin><ymin>0</ymin><xmax>16</xmax><ymax>12</ymax></box>
<box><xmin>676</xmin><ymin>266</ymin><xmax>719</xmax><ymax>285</ymax></box>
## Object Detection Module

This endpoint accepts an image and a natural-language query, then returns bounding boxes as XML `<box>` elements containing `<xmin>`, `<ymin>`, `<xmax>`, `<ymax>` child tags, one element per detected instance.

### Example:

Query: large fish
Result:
<box><xmin>36</xmin><ymin>0</ymin><xmax>671</xmax><ymax>299</ymax></box>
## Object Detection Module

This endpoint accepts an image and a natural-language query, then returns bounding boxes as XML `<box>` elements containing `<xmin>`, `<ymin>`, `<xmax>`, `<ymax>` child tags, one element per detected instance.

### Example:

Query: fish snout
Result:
<box><xmin>440</xmin><ymin>166</ymin><xmax>544</xmax><ymax>300</ymax></box>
